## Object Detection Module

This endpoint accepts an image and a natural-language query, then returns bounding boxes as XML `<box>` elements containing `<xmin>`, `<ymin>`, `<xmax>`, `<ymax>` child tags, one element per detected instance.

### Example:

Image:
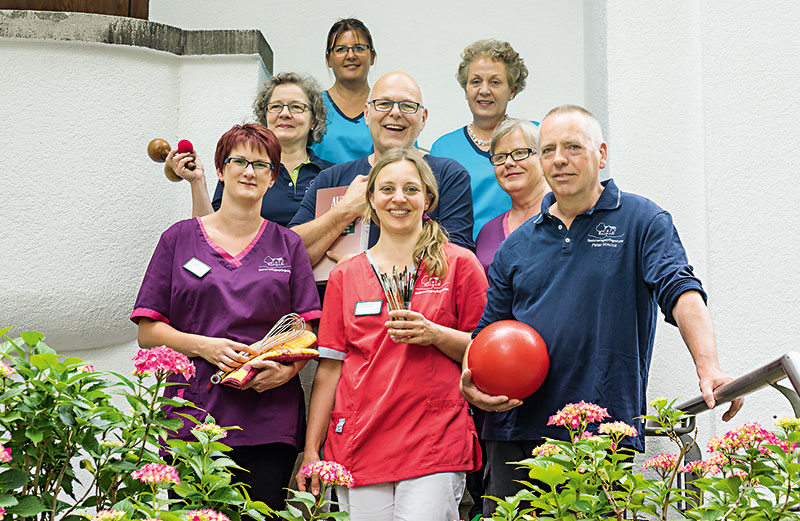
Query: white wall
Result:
<box><xmin>0</xmin><ymin>35</ymin><xmax>266</xmax><ymax>356</ymax></box>
<box><xmin>148</xmin><ymin>0</ymin><xmax>586</xmax><ymax>147</ymax></box>
<box><xmin>590</xmin><ymin>0</ymin><xmax>800</xmax><ymax>455</ymax></box>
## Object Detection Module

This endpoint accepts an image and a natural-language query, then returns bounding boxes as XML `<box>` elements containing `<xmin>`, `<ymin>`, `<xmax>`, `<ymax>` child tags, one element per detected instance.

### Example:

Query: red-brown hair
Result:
<box><xmin>214</xmin><ymin>124</ymin><xmax>281</xmax><ymax>181</ymax></box>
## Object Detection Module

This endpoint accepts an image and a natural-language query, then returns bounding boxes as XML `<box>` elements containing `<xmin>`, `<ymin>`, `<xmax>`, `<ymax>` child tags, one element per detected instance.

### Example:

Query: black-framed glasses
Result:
<box><xmin>369</xmin><ymin>99</ymin><xmax>422</xmax><ymax>114</ymax></box>
<box><xmin>489</xmin><ymin>147</ymin><xmax>537</xmax><ymax>166</ymax></box>
<box><xmin>224</xmin><ymin>157</ymin><xmax>273</xmax><ymax>172</ymax></box>
<box><xmin>327</xmin><ymin>44</ymin><xmax>372</xmax><ymax>56</ymax></box>
<box><xmin>266</xmin><ymin>102</ymin><xmax>310</xmax><ymax>114</ymax></box>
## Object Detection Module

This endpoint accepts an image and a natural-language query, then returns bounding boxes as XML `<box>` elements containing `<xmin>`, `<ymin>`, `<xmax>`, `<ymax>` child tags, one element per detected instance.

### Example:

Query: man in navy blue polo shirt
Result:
<box><xmin>289</xmin><ymin>71</ymin><xmax>474</xmax><ymax>264</ymax></box>
<box><xmin>459</xmin><ymin>104</ymin><xmax>743</xmax><ymax>515</ymax></box>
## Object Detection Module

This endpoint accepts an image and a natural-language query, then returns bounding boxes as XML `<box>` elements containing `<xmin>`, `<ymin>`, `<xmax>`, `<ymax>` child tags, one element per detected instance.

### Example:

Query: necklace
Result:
<box><xmin>467</xmin><ymin>124</ymin><xmax>491</xmax><ymax>147</ymax></box>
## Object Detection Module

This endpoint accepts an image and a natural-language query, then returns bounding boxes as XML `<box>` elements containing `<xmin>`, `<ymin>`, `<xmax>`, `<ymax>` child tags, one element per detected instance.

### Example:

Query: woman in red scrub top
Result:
<box><xmin>297</xmin><ymin>148</ymin><xmax>488</xmax><ymax>521</ymax></box>
<box><xmin>131</xmin><ymin>124</ymin><xmax>321</xmax><ymax>510</ymax></box>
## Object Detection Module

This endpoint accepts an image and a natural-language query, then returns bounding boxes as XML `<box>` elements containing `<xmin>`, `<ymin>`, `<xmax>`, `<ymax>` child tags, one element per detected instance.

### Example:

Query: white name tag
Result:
<box><xmin>183</xmin><ymin>257</ymin><xmax>211</xmax><ymax>278</ymax></box>
<box><xmin>354</xmin><ymin>300</ymin><xmax>382</xmax><ymax>316</ymax></box>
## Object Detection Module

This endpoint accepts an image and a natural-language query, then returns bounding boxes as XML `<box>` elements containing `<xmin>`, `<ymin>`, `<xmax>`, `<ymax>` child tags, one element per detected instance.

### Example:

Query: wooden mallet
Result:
<box><xmin>147</xmin><ymin>138</ymin><xmax>196</xmax><ymax>182</ymax></box>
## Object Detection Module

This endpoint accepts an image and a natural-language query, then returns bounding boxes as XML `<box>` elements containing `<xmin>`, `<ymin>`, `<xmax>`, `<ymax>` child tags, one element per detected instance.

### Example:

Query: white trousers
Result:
<box><xmin>336</xmin><ymin>471</ymin><xmax>466</xmax><ymax>521</ymax></box>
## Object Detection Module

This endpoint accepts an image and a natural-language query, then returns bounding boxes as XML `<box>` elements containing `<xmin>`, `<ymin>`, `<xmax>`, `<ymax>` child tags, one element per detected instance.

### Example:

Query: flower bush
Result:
<box><xmin>486</xmin><ymin>397</ymin><xmax>800</xmax><ymax>520</ymax></box>
<box><xmin>0</xmin><ymin>326</ymin><xmax>346</xmax><ymax>521</ymax></box>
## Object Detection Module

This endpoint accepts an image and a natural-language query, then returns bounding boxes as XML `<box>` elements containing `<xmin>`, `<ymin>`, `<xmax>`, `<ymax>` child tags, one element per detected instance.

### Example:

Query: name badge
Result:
<box><xmin>354</xmin><ymin>300</ymin><xmax>382</xmax><ymax>316</ymax></box>
<box><xmin>183</xmin><ymin>257</ymin><xmax>211</xmax><ymax>278</ymax></box>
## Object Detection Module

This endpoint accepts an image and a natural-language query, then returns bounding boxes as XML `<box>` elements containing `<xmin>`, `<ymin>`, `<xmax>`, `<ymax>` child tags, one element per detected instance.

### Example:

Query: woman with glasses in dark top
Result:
<box><xmin>309</xmin><ymin>18</ymin><xmax>377</xmax><ymax>164</ymax></box>
<box><xmin>168</xmin><ymin>72</ymin><xmax>333</xmax><ymax>227</ymax></box>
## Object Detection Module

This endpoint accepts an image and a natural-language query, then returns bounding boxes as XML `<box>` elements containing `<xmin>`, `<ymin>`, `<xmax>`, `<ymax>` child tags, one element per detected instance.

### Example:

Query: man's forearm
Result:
<box><xmin>293</xmin><ymin>207</ymin><xmax>359</xmax><ymax>265</ymax></box>
<box><xmin>673</xmin><ymin>290</ymin><xmax>720</xmax><ymax>377</ymax></box>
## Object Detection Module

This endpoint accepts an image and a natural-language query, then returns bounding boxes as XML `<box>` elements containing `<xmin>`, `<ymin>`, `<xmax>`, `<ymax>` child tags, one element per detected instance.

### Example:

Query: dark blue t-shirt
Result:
<box><xmin>475</xmin><ymin>179</ymin><xmax>705</xmax><ymax>451</ymax></box>
<box><xmin>212</xmin><ymin>150</ymin><xmax>333</xmax><ymax>228</ymax></box>
<box><xmin>289</xmin><ymin>154</ymin><xmax>475</xmax><ymax>251</ymax></box>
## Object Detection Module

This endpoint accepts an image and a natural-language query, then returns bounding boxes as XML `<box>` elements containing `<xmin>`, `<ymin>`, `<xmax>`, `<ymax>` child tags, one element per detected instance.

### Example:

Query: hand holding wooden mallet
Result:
<box><xmin>147</xmin><ymin>138</ymin><xmax>196</xmax><ymax>182</ymax></box>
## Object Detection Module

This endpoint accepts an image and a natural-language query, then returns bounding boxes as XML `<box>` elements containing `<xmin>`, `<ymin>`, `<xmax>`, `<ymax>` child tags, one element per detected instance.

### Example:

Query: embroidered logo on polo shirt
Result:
<box><xmin>258</xmin><ymin>256</ymin><xmax>291</xmax><ymax>273</ymax></box>
<box><xmin>414</xmin><ymin>273</ymin><xmax>451</xmax><ymax>295</ymax></box>
<box><xmin>587</xmin><ymin>222</ymin><xmax>625</xmax><ymax>248</ymax></box>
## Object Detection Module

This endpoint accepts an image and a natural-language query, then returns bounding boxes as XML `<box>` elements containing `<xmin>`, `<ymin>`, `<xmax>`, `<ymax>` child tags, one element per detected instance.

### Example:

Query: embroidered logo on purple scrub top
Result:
<box><xmin>258</xmin><ymin>256</ymin><xmax>292</xmax><ymax>273</ymax></box>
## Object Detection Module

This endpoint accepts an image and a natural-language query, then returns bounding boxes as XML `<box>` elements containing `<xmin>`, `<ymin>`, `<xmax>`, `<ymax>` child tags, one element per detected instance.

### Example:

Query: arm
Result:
<box><xmin>165</xmin><ymin>149</ymin><xmax>214</xmax><ymax>217</ymax></box>
<box><xmin>296</xmin><ymin>358</ymin><xmax>343</xmax><ymax>495</ymax></box>
<box><xmin>137</xmin><ymin>317</ymin><xmax>254</xmax><ymax>372</ymax></box>
<box><xmin>291</xmin><ymin>175</ymin><xmax>369</xmax><ymax>265</ymax></box>
<box><xmin>673</xmin><ymin>290</ymin><xmax>743</xmax><ymax>421</ymax></box>
<box><xmin>385</xmin><ymin>309</ymin><xmax>472</xmax><ymax>362</ymax></box>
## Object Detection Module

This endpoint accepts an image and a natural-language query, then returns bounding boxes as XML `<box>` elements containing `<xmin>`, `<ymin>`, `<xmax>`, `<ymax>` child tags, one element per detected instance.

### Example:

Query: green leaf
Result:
<box><xmin>32</xmin><ymin>341</ymin><xmax>55</xmax><ymax>355</ymax></box>
<box><xmin>24</xmin><ymin>428</ymin><xmax>44</xmax><ymax>444</ymax></box>
<box><xmin>6</xmin><ymin>495</ymin><xmax>46</xmax><ymax>516</ymax></box>
<box><xmin>527</xmin><ymin>464</ymin><xmax>568</xmax><ymax>490</ymax></box>
<box><xmin>326</xmin><ymin>512</ymin><xmax>350</xmax><ymax>519</ymax></box>
<box><xmin>20</xmin><ymin>331</ymin><xmax>44</xmax><ymax>348</ymax></box>
<box><xmin>0</xmin><ymin>494</ymin><xmax>19</xmax><ymax>507</ymax></box>
<box><xmin>0</xmin><ymin>469</ymin><xmax>30</xmax><ymax>490</ymax></box>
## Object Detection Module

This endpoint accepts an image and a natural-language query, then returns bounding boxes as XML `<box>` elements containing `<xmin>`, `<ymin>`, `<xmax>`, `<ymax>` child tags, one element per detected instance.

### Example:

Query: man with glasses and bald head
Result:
<box><xmin>289</xmin><ymin>71</ymin><xmax>474</xmax><ymax>264</ymax></box>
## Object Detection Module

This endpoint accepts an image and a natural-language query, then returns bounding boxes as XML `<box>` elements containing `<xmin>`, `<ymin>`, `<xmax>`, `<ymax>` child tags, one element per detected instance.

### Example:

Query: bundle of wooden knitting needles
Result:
<box><xmin>377</xmin><ymin>265</ymin><xmax>418</xmax><ymax>311</ymax></box>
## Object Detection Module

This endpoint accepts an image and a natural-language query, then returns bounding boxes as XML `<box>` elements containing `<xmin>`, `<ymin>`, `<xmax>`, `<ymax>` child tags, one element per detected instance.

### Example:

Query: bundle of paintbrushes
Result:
<box><xmin>377</xmin><ymin>265</ymin><xmax>418</xmax><ymax>311</ymax></box>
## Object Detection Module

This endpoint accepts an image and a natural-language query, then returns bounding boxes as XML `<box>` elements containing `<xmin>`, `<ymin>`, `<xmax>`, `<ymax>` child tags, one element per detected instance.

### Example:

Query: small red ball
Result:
<box><xmin>467</xmin><ymin>320</ymin><xmax>549</xmax><ymax>400</ymax></box>
<box><xmin>177</xmin><ymin>139</ymin><xmax>194</xmax><ymax>154</ymax></box>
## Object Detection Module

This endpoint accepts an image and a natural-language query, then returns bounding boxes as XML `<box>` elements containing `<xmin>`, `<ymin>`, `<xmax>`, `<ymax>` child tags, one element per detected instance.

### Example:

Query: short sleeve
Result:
<box><xmin>429</xmin><ymin>157</ymin><xmax>475</xmax><ymax>251</ymax></box>
<box><xmin>289</xmin><ymin>168</ymin><xmax>332</xmax><ymax>227</ymax></box>
<box><xmin>288</xmin><ymin>232</ymin><xmax>322</xmax><ymax>321</ymax></box>
<box><xmin>452</xmin><ymin>250</ymin><xmax>489</xmax><ymax>331</ymax></box>
<box><xmin>130</xmin><ymin>229</ymin><xmax>176</xmax><ymax>324</ymax></box>
<box><xmin>211</xmin><ymin>181</ymin><xmax>223</xmax><ymax>212</ymax></box>
<box><xmin>641</xmin><ymin>211</ymin><xmax>706</xmax><ymax>325</ymax></box>
<box><xmin>317</xmin><ymin>266</ymin><xmax>347</xmax><ymax>360</ymax></box>
<box><xmin>473</xmin><ymin>241</ymin><xmax>515</xmax><ymax>337</ymax></box>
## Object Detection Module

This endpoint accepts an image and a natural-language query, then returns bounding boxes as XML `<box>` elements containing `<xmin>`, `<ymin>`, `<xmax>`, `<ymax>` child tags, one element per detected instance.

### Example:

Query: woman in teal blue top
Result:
<box><xmin>309</xmin><ymin>18</ymin><xmax>376</xmax><ymax>164</ymax></box>
<box><xmin>431</xmin><ymin>39</ymin><xmax>531</xmax><ymax>239</ymax></box>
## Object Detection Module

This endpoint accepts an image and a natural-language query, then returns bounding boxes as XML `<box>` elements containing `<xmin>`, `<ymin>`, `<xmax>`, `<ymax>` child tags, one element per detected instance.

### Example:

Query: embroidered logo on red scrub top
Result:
<box><xmin>258</xmin><ymin>256</ymin><xmax>292</xmax><ymax>273</ymax></box>
<box><xmin>414</xmin><ymin>273</ymin><xmax>451</xmax><ymax>295</ymax></box>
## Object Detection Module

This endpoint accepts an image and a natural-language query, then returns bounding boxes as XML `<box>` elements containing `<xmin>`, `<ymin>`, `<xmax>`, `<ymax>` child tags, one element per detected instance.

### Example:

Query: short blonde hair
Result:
<box><xmin>456</xmin><ymin>39</ymin><xmax>528</xmax><ymax>95</ymax></box>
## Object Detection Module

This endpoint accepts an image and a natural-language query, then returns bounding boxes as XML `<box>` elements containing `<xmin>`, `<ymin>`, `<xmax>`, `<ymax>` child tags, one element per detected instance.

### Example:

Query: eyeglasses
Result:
<box><xmin>369</xmin><ymin>99</ymin><xmax>423</xmax><ymax>114</ymax></box>
<box><xmin>327</xmin><ymin>44</ymin><xmax>372</xmax><ymax>56</ymax></box>
<box><xmin>266</xmin><ymin>102</ymin><xmax>310</xmax><ymax>114</ymax></box>
<box><xmin>489</xmin><ymin>147</ymin><xmax>537</xmax><ymax>166</ymax></box>
<box><xmin>224</xmin><ymin>157</ymin><xmax>273</xmax><ymax>172</ymax></box>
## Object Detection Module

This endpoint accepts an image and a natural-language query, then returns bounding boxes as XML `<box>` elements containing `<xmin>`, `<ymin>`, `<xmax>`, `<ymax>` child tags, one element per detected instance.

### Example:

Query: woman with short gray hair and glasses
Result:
<box><xmin>168</xmin><ymin>72</ymin><xmax>333</xmax><ymax>227</ymax></box>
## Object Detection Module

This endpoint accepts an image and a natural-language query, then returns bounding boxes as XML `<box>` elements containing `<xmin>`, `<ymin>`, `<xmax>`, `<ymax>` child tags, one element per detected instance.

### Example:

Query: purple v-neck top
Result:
<box><xmin>131</xmin><ymin>217</ymin><xmax>321</xmax><ymax>448</ymax></box>
<box><xmin>475</xmin><ymin>210</ymin><xmax>510</xmax><ymax>275</ymax></box>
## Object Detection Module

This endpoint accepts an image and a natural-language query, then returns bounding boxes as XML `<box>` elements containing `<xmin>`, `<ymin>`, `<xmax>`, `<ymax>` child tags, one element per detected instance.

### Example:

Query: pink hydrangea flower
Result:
<box><xmin>79</xmin><ymin>365</ymin><xmax>95</xmax><ymax>373</ymax></box>
<box><xmin>89</xmin><ymin>511</ymin><xmax>125</xmax><ymax>521</ymax></box>
<box><xmin>131</xmin><ymin>463</ymin><xmax>181</xmax><ymax>486</ymax></box>
<box><xmin>0</xmin><ymin>507</ymin><xmax>6</xmax><ymax>520</ymax></box>
<box><xmin>0</xmin><ymin>444</ymin><xmax>11</xmax><ymax>464</ymax></box>
<box><xmin>192</xmin><ymin>423</ymin><xmax>227</xmax><ymax>438</ymax></box>
<box><xmin>598</xmin><ymin>421</ymin><xmax>638</xmax><ymax>438</ymax></box>
<box><xmin>185</xmin><ymin>509</ymin><xmax>231</xmax><ymax>521</ymax></box>
<box><xmin>532</xmin><ymin>443</ymin><xmax>562</xmax><ymax>457</ymax></box>
<box><xmin>643</xmin><ymin>453</ymin><xmax>678</xmax><ymax>472</ymax></box>
<box><xmin>680</xmin><ymin>458</ymin><xmax>722</xmax><ymax>477</ymax></box>
<box><xmin>132</xmin><ymin>345</ymin><xmax>195</xmax><ymax>381</ymax></box>
<box><xmin>548</xmin><ymin>401</ymin><xmax>609</xmax><ymax>430</ymax></box>
<box><xmin>0</xmin><ymin>362</ymin><xmax>14</xmax><ymax>378</ymax></box>
<box><xmin>707</xmin><ymin>422</ymin><xmax>778</xmax><ymax>455</ymax></box>
<box><xmin>300</xmin><ymin>460</ymin><xmax>354</xmax><ymax>488</ymax></box>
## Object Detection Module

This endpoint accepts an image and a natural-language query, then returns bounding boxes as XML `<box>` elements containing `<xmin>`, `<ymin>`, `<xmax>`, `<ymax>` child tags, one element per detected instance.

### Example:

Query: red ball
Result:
<box><xmin>177</xmin><ymin>139</ymin><xmax>194</xmax><ymax>154</ymax></box>
<box><xmin>467</xmin><ymin>320</ymin><xmax>549</xmax><ymax>400</ymax></box>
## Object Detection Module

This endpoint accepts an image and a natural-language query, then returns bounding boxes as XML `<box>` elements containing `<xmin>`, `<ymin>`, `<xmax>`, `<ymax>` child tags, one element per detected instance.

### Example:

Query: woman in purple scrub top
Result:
<box><xmin>131</xmin><ymin>124</ymin><xmax>321</xmax><ymax>510</ymax></box>
<box><xmin>475</xmin><ymin>119</ymin><xmax>549</xmax><ymax>274</ymax></box>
